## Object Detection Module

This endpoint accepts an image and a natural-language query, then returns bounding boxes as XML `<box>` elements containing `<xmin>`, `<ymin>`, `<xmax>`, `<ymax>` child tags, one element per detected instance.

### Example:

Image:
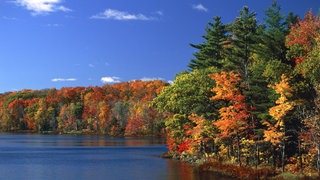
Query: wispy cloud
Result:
<box><xmin>2</xmin><ymin>16</ymin><xmax>17</xmax><ymax>20</ymax></box>
<box><xmin>140</xmin><ymin>77</ymin><xmax>165</xmax><ymax>82</ymax></box>
<box><xmin>101</xmin><ymin>76</ymin><xmax>121</xmax><ymax>83</ymax></box>
<box><xmin>46</xmin><ymin>23</ymin><xmax>62</xmax><ymax>27</ymax></box>
<box><xmin>51</xmin><ymin>78</ymin><xmax>77</xmax><ymax>82</ymax></box>
<box><xmin>90</xmin><ymin>9</ymin><xmax>154</xmax><ymax>21</ymax></box>
<box><xmin>154</xmin><ymin>11</ymin><xmax>163</xmax><ymax>16</ymax></box>
<box><xmin>14</xmin><ymin>0</ymin><xmax>71</xmax><ymax>16</ymax></box>
<box><xmin>88</xmin><ymin>64</ymin><xmax>95</xmax><ymax>68</ymax></box>
<box><xmin>141</xmin><ymin>77</ymin><xmax>173</xmax><ymax>84</ymax></box>
<box><xmin>192</xmin><ymin>4</ymin><xmax>208</xmax><ymax>12</ymax></box>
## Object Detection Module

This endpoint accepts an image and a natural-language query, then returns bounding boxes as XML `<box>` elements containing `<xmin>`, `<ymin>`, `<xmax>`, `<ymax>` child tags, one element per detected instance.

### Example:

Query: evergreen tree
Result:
<box><xmin>228</xmin><ymin>7</ymin><xmax>268</xmax><ymax>166</ymax></box>
<box><xmin>285</xmin><ymin>12</ymin><xmax>299</xmax><ymax>30</ymax></box>
<box><xmin>259</xmin><ymin>1</ymin><xmax>288</xmax><ymax>62</ymax></box>
<box><xmin>229</xmin><ymin>6</ymin><xmax>258</xmax><ymax>85</ymax></box>
<box><xmin>188</xmin><ymin>16</ymin><xmax>228</xmax><ymax>70</ymax></box>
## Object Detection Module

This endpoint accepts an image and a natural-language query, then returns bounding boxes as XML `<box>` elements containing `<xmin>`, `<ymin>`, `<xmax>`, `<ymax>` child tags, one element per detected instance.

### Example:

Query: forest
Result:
<box><xmin>0</xmin><ymin>1</ymin><xmax>319</xmax><ymax>178</ymax></box>
<box><xmin>0</xmin><ymin>80</ymin><xmax>168</xmax><ymax>136</ymax></box>
<box><xmin>154</xmin><ymin>2</ymin><xmax>320</xmax><ymax>178</ymax></box>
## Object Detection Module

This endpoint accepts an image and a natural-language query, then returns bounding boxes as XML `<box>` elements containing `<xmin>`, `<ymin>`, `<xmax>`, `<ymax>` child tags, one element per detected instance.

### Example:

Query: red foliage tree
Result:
<box><xmin>286</xmin><ymin>11</ymin><xmax>320</xmax><ymax>65</ymax></box>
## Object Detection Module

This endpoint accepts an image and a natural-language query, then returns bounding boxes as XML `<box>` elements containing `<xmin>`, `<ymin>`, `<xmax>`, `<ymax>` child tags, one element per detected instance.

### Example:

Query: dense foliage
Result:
<box><xmin>155</xmin><ymin>2</ymin><xmax>320</xmax><ymax>176</ymax></box>
<box><xmin>0</xmin><ymin>80</ymin><xmax>168</xmax><ymax>136</ymax></box>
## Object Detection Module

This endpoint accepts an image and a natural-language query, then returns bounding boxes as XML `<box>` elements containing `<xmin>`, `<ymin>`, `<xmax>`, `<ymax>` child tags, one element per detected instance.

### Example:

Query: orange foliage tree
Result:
<box><xmin>210</xmin><ymin>71</ymin><xmax>249</xmax><ymax>166</ymax></box>
<box><xmin>182</xmin><ymin>113</ymin><xmax>215</xmax><ymax>156</ymax></box>
<box><xmin>0</xmin><ymin>80</ymin><xmax>168</xmax><ymax>136</ymax></box>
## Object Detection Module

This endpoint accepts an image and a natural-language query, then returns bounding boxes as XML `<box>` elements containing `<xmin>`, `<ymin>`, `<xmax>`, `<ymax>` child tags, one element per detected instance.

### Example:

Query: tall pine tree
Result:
<box><xmin>189</xmin><ymin>16</ymin><xmax>229</xmax><ymax>70</ymax></box>
<box><xmin>259</xmin><ymin>1</ymin><xmax>288</xmax><ymax>62</ymax></box>
<box><xmin>229</xmin><ymin>6</ymin><xmax>258</xmax><ymax>85</ymax></box>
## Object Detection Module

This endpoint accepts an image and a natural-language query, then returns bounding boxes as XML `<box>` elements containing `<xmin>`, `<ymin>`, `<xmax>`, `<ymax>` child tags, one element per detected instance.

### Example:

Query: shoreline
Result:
<box><xmin>0</xmin><ymin>130</ymin><xmax>166</xmax><ymax>138</ymax></box>
<box><xmin>161</xmin><ymin>152</ymin><xmax>318</xmax><ymax>179</ymax></box>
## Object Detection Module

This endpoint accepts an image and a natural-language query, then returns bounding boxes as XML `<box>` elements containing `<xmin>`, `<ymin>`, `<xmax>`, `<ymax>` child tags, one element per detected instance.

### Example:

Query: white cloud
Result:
<box><xmin>192</xmin><ymin>4</ymin><xmax>208</xmax><ymax>12</ymax></box>
<box><xmin>14</xmin><ymin>0</ymin><xmax>71</xmax><ymax>15</ymax></box>
<box><xmin>51</xmin><ymin>78</ymin><xmax>77</xmax><ymax>82</ymax></box>
<box><xmin>140</xmin><ymin>77</ymin><xmax>165</xmax><ymax>81</ymax></box>
<box><xmin>90</xmin><ymin>9</ymin><xmax>153</xmax><ymax>21</ymax></box>
<box><xmin>88</xmin><ymin>64</ymin><xmax>95</xmax><ymax>68</ymax></box>
<box><xmin>168</xmin><ymin>80</ymin><xmax>174</xmax><ymax>84</ymax></box>
<box><xmin>101</xmin><ymin>76</ymin><xmax>121</xmax><ymax>83</ymax></box>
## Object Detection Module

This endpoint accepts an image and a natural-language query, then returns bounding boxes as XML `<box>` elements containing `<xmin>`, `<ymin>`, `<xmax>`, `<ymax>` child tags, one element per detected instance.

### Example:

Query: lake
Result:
<box><xmin>0</xmin><ymin>134</ymin><xmax>229</xmax><ymax>180</ymax></box>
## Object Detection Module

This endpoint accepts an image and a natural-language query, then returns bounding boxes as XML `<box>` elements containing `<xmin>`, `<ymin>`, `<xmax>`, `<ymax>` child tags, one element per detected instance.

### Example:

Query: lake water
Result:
<box><xmin>0</xmin><ymin>134</ymin><xmax>229</xmax><ymax>180</ymax></box>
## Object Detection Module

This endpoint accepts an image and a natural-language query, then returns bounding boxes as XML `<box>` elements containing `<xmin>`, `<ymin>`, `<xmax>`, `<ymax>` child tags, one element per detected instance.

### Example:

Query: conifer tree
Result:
<box><xmin>188</xmin><ymin>16</ymin><xmax>228</xmax><ymax>70</ymax></box>
<box><xmin>259</xmin><ymin>1</ymin><xmax>288</xmax><ymax>62</ymax></box>
<box><xmin>228</xmin><ymin>6</ymin><xmax>258</xmax><ymax>84</ymax></box>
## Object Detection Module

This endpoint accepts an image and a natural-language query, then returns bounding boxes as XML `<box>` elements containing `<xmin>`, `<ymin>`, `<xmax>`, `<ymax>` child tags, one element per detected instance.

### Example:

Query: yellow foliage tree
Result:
<box><xmin>264</xmin><ymin>74</ymin><xmax>295</xmax><ymax>172</ymax></box>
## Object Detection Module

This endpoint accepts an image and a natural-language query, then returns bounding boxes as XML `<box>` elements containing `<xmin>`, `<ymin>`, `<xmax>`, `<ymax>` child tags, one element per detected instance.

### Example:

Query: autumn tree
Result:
<box><xmin>82</xmin><ymin>88</ymin><xmax>101</xmax><ymax>131</ymax></box>
<box><xmin>295</xmin><ymin>32</ymin><xmax>320</xmax><ymax>90</ymax></box>
<box><xmin>286</xmin><ymin>11</ymin><xmax>320</xmax><ymax>65</ymax></box>
<box><xmin>154</xmin><ymin>67</ymin><xmax>223</xmax><ymax>156</ymax></box>
<box><xmin>164</xmin><ymin>114</ymin><xmax>191</xmax><ymax>154</ymax></box>
<box><xmin>7</xmin><ymin>99</ymin><xmax>25</xmax><ymax>131</ymax></box>
<box><xmin>185</xmin><ymin>113</ymin><xmax>216</xmax><ymax>156</ymax></box>
<box><xmin>98</xmin><ymin>101</ymin><xmax>111</xmax><ymax>134</ymax></box>
<box><xmin>264</xmin><ymin>74</ymin><xmax>296</xmax><ymax>172</ymax></box>
<box><xmin>23</xmin><ymin>98</ymin><xmax>39</xmax><ymax>130</ymax></box>
<box><xmin>295</xmin><ymin>34</ymin><xmax>320</xmax><ymax>173</ymax></box>
<box><xmin>34</xmin><ymin>98</ymin><xmax>49</xmax><ymax>132</ymax></box>
<box><xmin>299</xmin><ymin>94</ymin><xmax>320</xmax><ymax>174</ymax></box>
<box><xmin>210</xmin><ymin>71</ymin><xmax>249</xmax><ymax>166</ymax></box>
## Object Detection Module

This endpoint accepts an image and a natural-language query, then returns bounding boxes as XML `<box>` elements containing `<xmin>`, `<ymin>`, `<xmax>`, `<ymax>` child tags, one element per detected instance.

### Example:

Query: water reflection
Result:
<box><xmin>0</xmin><ymin>134</ymin><xmax>166</xmax><ymax>147</ymax></box>
<box><xmin>166</xmin><ymin>160</ymin><xmax>233</xmax><ymax>180</ymax></box>
<box><xmin>0</xmin><ymin>134</ymin><xmax>231</xmax><ymax>180</ymax></box>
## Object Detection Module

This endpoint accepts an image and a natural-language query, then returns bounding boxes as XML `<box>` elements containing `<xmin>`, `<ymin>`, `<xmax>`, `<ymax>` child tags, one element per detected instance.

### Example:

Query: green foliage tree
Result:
<box><xmin>154</xmin><ymin>67</ymin><xmax>220</xmax><ymax>119</ymax></box>
<box><xmin>112</xmin><ymin>101</ymin><xmax>130</xmax><ymax>130</ymax></box>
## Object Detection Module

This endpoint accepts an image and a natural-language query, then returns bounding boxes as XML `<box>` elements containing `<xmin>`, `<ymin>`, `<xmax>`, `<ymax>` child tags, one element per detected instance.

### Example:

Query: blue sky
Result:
<box><xmin>0</xmin><ymin>0</ymin><xmax>318</xmax><ymax>93</ymax></box>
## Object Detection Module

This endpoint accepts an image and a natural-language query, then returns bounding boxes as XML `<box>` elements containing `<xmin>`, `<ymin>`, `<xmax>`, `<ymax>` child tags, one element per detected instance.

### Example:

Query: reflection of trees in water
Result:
<box><xmin>166</xmin><ymin>160</ymin><xmax>234</xmax><ymax>180</ymax></box>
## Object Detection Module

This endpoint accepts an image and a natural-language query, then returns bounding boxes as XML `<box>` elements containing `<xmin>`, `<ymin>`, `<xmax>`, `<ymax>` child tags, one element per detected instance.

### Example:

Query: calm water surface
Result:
<box><xmin>0</xmin><ymin>134</ymin><xmax>229</xmax><ymax>180</ymax></box>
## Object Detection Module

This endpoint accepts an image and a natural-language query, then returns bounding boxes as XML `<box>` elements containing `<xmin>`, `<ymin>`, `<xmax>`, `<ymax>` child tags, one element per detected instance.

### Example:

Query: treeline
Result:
<box><xmin>0</xmin><ymin>80</ymin><xmax>168</xmax><ymax>136</ymax></box>
<box><xmin>155</xmin><ymin>2</ymin><xmax>320</xmax><ymax>176</ymax></box>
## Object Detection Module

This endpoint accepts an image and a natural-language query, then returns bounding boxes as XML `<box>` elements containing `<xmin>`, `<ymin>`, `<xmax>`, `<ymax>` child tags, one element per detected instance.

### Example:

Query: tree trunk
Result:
<box><xmin>272</xmin><ymin>146</ymin><xmax>276</xmax><ymax>168</ymax></box>
<box><xmin>236</xmin><ymin>133</ymin><xmax>242</xmax><ymax>166</ymax></box>
<box><xmin>281</xmin><ymin>141</ymin><xmax>285</xmax><ymax>173</ymax></box>
<box><xmin>254</xmin><ymin>142</ymin><xmax>259</xmax><ymax>169</ymax></box>
<box><xmin>298</xmin><ymin>139</ymin><xmax>302</xmax><ymax>171</ymax></box>
<box><xmin>317</xmin><ymin>143</ymin><xmax>320</xmax><ymax>176</ymax></box>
